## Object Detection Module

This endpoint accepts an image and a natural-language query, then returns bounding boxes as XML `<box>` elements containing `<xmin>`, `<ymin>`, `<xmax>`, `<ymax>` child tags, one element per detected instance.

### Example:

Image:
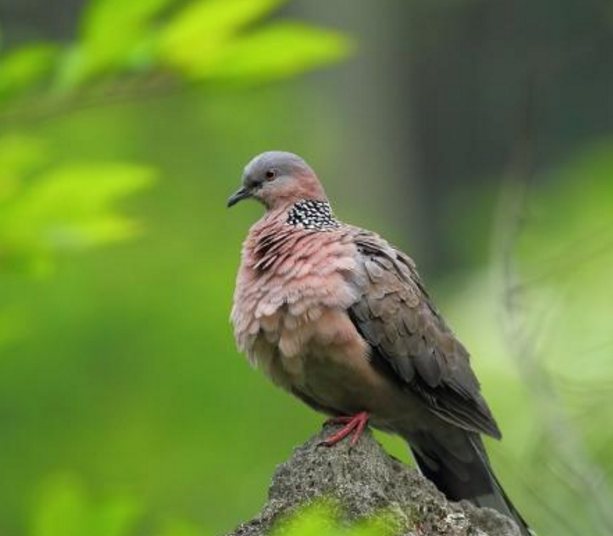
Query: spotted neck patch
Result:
<box><xmin>287</xmin><ymin>200</ymin><xmax>341</xmax><ymax>231</ymax></box>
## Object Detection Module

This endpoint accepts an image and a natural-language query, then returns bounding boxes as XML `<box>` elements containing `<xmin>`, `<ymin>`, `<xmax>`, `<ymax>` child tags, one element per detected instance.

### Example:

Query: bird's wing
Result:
<box><xmin>349</xmin><ymin>230</ymin><xmax>501</xmax><ymax>438</ymax></box>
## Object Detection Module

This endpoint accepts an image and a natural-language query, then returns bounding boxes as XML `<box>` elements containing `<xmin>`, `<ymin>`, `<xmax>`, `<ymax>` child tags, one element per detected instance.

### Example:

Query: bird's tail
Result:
<box><xmin>409</xmin><ymin>431</ymin><xmax>532</xmax><ymax>536</ymax></box>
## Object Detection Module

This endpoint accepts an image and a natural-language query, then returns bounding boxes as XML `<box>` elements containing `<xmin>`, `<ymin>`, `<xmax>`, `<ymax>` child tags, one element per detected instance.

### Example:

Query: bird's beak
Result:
<box><xmin>227</xmin><ymin>186</ymin><xmax>251</xmax><ymax>208</ymax></box>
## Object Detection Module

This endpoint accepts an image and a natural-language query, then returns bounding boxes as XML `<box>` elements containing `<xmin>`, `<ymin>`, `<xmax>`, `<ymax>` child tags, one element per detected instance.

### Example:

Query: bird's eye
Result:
<box><xmin>265</xmin><ymin>170</ymin><xmax>276</xmax><ymax>180</ymax></box>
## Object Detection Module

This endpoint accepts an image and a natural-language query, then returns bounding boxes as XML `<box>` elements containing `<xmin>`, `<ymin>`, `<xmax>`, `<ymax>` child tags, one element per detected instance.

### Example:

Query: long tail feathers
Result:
<box><xmin>409</xmin><ymin>432</ymin><xmax>532</xmax><ymax>536</ymax></box>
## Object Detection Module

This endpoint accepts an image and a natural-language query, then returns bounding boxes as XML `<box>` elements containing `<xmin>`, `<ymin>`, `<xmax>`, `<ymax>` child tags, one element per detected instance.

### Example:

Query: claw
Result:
<box><xmin>320</xmin><ymin>411</ymin><xmax>370</xmax><ymax>447</ymax></box>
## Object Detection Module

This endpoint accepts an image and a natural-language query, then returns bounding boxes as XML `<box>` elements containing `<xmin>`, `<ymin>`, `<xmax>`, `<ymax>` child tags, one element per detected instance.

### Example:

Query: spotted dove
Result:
<box><xmin>228</xmin><ymin>151</ymin><xmax>531</xmax><ymax>535</ymax></box>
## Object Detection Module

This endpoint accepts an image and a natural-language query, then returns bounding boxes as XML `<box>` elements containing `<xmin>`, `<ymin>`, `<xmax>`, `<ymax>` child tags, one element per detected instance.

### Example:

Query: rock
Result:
<box><xmin>226</xmin><ymin>424</ymin><xmax>520</xmax><ymax>536</ymax></box>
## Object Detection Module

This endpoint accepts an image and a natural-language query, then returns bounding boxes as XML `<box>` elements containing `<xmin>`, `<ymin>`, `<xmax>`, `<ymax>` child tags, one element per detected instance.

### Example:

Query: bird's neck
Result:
<box><xmin>246</xmin><ymin>199</ymin><xmax>342</xmax><ymax>274</ymax></box>
<box><xmin>249</xmin><ymin>199</ymin><xmax>340</xmax><ymax>252</ymax></box>
<box><xmin>285</xmin><ymin>199</ymin><xmax>340</xmax><ymax>231</ymax></box>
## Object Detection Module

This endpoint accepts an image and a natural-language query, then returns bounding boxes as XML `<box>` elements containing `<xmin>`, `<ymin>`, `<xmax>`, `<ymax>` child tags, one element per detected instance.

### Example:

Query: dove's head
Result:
<box><xmin>227</xmin><ymin>151</ymin><xmax>327</xmax><ymax>210</ymax></box>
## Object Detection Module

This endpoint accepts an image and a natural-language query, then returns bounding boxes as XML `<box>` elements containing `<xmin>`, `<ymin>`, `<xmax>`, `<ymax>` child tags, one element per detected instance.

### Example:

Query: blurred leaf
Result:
<box><xmin>271</xmin><ymin>502</ymin><xmax>397</xmax><ymax>536</ymax></box>
<box><xmin>159</xmin><ymin>0</ymin><xmax>286</xmax><ymax>71</ymax></box>
<box><xmin>1</xmin><ymin>0</ymin><xmax>352</xmax><ymax>102</ymax></box>
<box><xmin>52</xmin><ymin>45</ymin><xmax>89</xmax><ymax>93</ymax></box>
<box><xmin>0</xmin><ymin>44</ymin><xmax>59</xmax><ymax>101</ymax></box>
<box><xmin>62</xmin><ymin>0</ymin><xmax>179</xmax><ymax>86</ymax></box>
<box><xmin>0</xmin><ymin>162</ymin><xmax>155</xmax><ymax>270</ymax></box>
<box><xmin>200</xmin><ymin>22</ymin><xmax>353</xmax><ymax>83</ymax></box>
<box><xmin>31</xmin><ymin>475</ymin><xmax>141</xmax><ymax>536</ymax></box>
<box><xmin>31</xmin><ymin>475</ymin><xmax>88</xmax><ymax>536</ymax></box>
<box><xmin>0</xmin><ymin>136</ymin><xmax>49</xmax><ymax>202</ymax></box>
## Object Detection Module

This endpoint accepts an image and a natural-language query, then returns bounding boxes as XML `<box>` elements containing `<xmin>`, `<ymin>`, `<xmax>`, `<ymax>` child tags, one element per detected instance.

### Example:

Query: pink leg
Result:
<box><xmin>321</xmin><ymin>411</ymin><xmax>370</xmax><ymax>447</ymax></box>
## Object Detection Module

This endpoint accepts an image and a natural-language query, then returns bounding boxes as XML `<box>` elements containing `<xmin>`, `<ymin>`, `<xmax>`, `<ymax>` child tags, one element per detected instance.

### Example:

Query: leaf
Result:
<box><xmin>0</xmin><ymin>136</ymin><xmax>49</xmax><ymax>202</ymax></box>
<box><xmin>31</xmin><ymin>475</ymin><xmax>88</xmax><ymax>536</ymax></box>
<box><xmin>0</xmin><ymin>162</ymin><xmax>155</xmax><ymax>268</ymax></box>
<box><xmin>158</xmin><ymin>0</ymin><xmax>287</xmax><ymax>73</ymax></box>
<box><xmin>198</xmin><ymin>22</ymin><xmax>354</xmax><ymax>83</ymax></box>
<box><xmin>30</xmin><ymin>475</ymin><xmax>141</xmax><ymax>536</ymax></box>
<box><xmin>270</xmin><ymin>501</ymin><xmax>397</xmax><ymax>536</ymax></box>
<box><xmin>0</xmin><ymin>44</ymin><xmax>59</xmax><ymax>101</ymax></box>
<box><xmin>65</xmin><ymin>0</ymin><xmax>179</xmax><ymax>85</ymax></box>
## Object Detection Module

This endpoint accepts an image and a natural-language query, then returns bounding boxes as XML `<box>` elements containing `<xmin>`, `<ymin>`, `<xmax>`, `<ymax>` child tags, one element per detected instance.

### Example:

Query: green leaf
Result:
<box><xmin>30</xmin><ymin>475</ymin><xmax>141</xmax><ymax>536</ymax></box>
<box><xmin>270</xmin><ymin>502</ymin><xmax>398</xmax><ymax>536</ymax></box>
<box><xmin>158</xmin><ymin>0</ymin><xmax>287</xmax><ymax>73</ymax></box>
<box><xmin>198</xmin><ymin>22</ymin><xmax>354</xmax><ymax>83</ymax></box>
<box><xmin>31</xmin><ymin>475</ymin><xmax>88</xmax><ymax>536</ymax></box>
<box><xmin>0</xmin><ymin>44</ymin><xmax>59</xmax><ymax>101</ymax></box>
<box><xmin>68</xmin><ymin>0</ymin><xmax>179</xmax><ymax>85</ymax></box>
<box><xmin>0</xmin><ymin>162</ymin><xmax>155</xmax><ymax>268</ymax></box>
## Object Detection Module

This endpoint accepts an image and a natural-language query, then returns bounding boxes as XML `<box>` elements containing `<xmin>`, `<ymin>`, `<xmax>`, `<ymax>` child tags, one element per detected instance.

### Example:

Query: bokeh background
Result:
<box><xmin>1</xmin><ymin>1</ymin><xmax>612</xmax><ymax>535</ymax></box>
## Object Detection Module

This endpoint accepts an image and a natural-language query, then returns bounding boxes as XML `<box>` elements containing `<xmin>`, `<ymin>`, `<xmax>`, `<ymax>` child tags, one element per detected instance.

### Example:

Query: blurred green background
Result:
<box><xmin>1</xmin><ymin>0</ymin><xmax>612</xmax><ymax>535</ymax></box>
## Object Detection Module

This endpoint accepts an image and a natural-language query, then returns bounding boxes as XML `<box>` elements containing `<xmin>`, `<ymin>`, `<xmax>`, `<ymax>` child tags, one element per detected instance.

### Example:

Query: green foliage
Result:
<box><xmin>159</xmin><ymin>0</ymin><xmax>285</xmax><ymax>61</ymax></box>
<box><xmin>444</xmin><ymin>139</ymin><xmax>613</xmax><ymax>535</ymax></box>
<box><xmin>156</xmin><ymin>0</ymin><xmax>352</xmax><ymax>82</ymax></box>
<box><xmin>0</xmin><ymin>0</ymin><xmax>352</xmax><ymax>104</ymax></box>
<box><xmin>31</xmin><ymin>475</ymin><xmax>141</xmax><ymax>536</ymax></box>
<box><xmin>0</xmin><ymin>135</ymin><xmax>154</xmax><ymax>274</ymax></box>
<box><xmin>0</xmin><ymin>0</ymin><xmax>352</xmax><ymax>269</ymax></box>
<box><xmin>0</xmin><ymin>44</ymin><xmax>59</xmax><ymax>100</ymax></box>
<box><xmin>80</xmin><ymin>0</ymin><xmax>177</xmax><ymax>75</ymax></box>
<box><xmin>193</xmin><ymin>22</ymin><xmax>352</xmax><ymax>84</ymax></box>
<box><xmin>271</xmin><ymin>502</ymin><xmax>398</xmax><ymax>536</ymax></box>
<box><xmin>516</xmin><ymin>140</ymin><xmax>613</xmax><ymax>380</ymax></box>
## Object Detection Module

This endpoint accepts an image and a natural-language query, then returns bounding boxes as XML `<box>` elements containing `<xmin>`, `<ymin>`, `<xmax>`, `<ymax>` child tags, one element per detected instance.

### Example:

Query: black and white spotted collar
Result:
<box><xmin>287</xmin><ymin>199</ymin><xmax>341</xmax><ymax>231</ymax></box>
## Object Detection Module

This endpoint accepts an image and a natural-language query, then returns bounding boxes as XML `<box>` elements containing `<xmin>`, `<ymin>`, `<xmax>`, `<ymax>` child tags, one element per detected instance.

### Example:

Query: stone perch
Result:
<box><xmin>226</xmin><ymin>424</ymin><xmax>521</xmax><ymax>536</ymax></box>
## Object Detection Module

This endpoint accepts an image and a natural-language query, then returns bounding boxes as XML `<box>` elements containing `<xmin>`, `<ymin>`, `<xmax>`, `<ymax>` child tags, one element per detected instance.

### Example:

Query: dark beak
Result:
<box><xmin>227</xmin><ymin>186</ymin><xmax>251</xmax><ymax>208</ymax></box>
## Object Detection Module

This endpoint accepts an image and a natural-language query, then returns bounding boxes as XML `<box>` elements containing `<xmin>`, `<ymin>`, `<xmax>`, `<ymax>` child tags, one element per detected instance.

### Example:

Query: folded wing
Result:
<box><xmin>349</xmin><ymin>231</ymin><xmax>501</xmax><ymax>439</ymax></box>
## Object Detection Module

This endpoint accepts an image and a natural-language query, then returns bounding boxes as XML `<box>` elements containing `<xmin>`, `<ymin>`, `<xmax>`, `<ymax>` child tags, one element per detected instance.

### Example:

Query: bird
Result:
<box><xmin>228</xmin><ymin>151</ymin><xmax>531</xmax><ymax>535</ymax></box>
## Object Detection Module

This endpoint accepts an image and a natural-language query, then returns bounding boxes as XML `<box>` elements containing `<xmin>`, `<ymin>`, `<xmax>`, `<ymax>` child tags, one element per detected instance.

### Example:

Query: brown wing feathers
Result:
<box><xmin>350</xmin><ymin>233</ymin><xmax>501</xmax><ymax>439</ymax></box>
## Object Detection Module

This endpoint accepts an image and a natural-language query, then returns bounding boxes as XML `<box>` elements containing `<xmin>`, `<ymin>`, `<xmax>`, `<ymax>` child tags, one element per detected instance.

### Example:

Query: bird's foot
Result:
<box><xmin>320</xmin><ymin>411</ymin><xmax>370</xmax><ymax>447</ymax></box>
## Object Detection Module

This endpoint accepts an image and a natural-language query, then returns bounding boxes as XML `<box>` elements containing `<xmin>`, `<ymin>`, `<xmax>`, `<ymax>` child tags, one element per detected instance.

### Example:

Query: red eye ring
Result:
<box><xmin>265</xmin><ymin>170</ymin><xmax>276</xmax><ymax>180</ymax></box>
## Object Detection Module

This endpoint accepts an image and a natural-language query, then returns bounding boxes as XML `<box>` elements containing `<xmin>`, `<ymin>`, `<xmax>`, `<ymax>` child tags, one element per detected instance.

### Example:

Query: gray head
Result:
<box><xmin>227</xmin><ymin>151</ymin><xmax>328</xmax><ymax>210</ymax></box>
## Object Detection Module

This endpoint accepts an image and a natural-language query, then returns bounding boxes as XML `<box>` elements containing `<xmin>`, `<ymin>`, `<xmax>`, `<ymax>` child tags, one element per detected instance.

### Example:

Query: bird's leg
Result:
<box><xmin>320</xmin><ymin>411</ymin><xmax>370</xmax><ymax>447</ymax></box>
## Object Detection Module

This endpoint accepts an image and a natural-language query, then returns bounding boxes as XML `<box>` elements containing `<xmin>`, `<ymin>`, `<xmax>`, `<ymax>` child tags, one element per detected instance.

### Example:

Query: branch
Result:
<box><xmin>0</xmin><ymin>72</ymin><xmax>184</xmax><ymax>127</ymax></box>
